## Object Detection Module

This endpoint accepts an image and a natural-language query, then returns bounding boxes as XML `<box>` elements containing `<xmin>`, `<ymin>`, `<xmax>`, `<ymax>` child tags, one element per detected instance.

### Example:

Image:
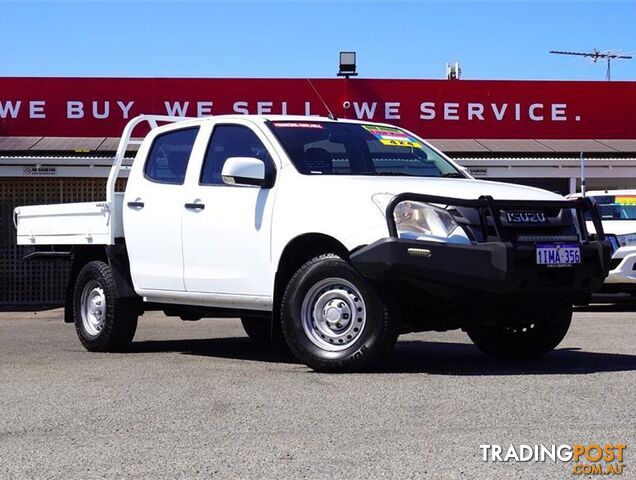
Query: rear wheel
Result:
<box><xmin>281</xmin><ymin>253</ymin><xmax>399</xmax><ymax>372</ymax></box>
<box><xmin>73</xmin><ymin>260</ymin><xmax>138</xmax><ymax>352</ymax></box>
<box><xmin>466</xmin><ymin>304</ymin><xmax>572</xmax><ymax>358</ymax></box>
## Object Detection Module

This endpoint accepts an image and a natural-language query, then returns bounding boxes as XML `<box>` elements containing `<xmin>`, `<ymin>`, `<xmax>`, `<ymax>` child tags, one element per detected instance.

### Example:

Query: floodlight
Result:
<box><xmin>338</xmin><ymin>51</ymin><xmax>358</xmax><ymax>78</ymax></box>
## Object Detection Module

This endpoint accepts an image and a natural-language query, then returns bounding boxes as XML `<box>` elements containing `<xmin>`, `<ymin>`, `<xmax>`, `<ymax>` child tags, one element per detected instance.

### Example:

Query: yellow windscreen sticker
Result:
<box><xmin>363</xmin><ymin>125</ymin><xmax>422</xmax><ymax>148</ymax></box>
<box><xmin>615</xmin><ymin>196</ymin><xmax>636</xmax><ymax>205</ymax></box>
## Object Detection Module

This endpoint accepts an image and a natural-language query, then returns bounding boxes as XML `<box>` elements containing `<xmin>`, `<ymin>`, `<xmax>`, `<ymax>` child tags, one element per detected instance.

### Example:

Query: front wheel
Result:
<box><xmin>281</xmin><ymin>254</ymin><xmax>399</xmax><ymax>372</ymax></box>
<box><xmin>466</xmin><ymin>304</ymin><xmax>572</xmax><ymax>358</ymax></box>
<box><xmin>73</xmin><ymin>260</ymin><xmax>138</xmax><ymax>352</ymax></box>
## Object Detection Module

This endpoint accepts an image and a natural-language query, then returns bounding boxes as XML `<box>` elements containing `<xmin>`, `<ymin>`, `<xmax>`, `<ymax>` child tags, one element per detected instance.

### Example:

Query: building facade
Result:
<box><xmin>1</xmin><ymin>77</ymin><xmax>635</xmax><ymax>306</ymax></box>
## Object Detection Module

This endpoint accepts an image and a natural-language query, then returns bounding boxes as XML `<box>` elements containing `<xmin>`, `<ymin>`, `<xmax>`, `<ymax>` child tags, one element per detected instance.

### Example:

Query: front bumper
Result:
<box><xmin>351</xmin><ymin>238</ymin><xmax>611</xmax><ymax>301</ymax></box>
<box><xmin>351</xmin><ymin>192</ymin><xmax>611</xmax><ymax>305</ymax></box>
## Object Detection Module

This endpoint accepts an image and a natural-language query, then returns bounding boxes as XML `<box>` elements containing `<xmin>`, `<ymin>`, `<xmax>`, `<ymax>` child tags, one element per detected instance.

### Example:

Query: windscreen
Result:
<box><xmin>267</xmin><ymin>121</ymin><xmax>464</xmax><ymax>178</ymax></box>
<box><xmin>587</xmin><ymin>195</ymin><xmax>636</xmax><ymax>220</ymax></box>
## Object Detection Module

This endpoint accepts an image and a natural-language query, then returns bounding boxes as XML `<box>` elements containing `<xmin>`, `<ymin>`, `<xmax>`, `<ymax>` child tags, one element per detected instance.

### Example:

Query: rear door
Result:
<box><xmin>181</xmin><ymin>121</ymin><xmax>278</xmax><ymax>299</ymax></box>
<box><xmin>124</xmin><ymin>126</ymin><xmax>201</xmax><ymax>291</ymax></box>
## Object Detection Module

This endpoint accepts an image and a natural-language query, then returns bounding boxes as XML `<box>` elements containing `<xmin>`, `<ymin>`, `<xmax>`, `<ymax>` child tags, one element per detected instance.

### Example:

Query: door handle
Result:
<box><xmin>184</xmin><ymin>202</ymin><xmax>205</xmax><ymax>211</ymax></box>
<box><xmin>127</xmin><ymin>201</ymin><xmax>145</xmax><ymax>209</ymax></box>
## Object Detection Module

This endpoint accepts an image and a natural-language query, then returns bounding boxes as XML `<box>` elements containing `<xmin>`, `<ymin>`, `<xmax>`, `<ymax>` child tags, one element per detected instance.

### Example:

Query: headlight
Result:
<box><xmin>616</xmin><ymin>233</ymin><xmax>636</xmax><ymax>247</ymax></box>
<box><xmin>372</xmin><ymin>194</ymin><xmax>470</xmax><ymax>244</ymax></box>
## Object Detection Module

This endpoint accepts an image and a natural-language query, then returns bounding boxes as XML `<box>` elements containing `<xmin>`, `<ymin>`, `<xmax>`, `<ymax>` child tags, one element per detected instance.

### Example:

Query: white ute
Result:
<box><xmin>14</xmin><ymin>115</ymin><xmax>610</xmax><ymax>371</ymax></box>
<box><xmin>569</xmin><ymin>190</ymin><xmax>636</xmax><ymax>294</ymax></box>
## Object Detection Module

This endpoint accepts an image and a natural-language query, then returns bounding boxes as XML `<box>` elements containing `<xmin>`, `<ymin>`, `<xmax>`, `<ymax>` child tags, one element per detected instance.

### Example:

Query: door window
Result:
<box><xmin>144</xmin><ymin>127</ymin><xmax>200</xmax><ymax>185</ymax></box>
<box><xmin>200</xmin><ymin>125</ymin><xmax>272</xmax><ymax>185</ymax></box>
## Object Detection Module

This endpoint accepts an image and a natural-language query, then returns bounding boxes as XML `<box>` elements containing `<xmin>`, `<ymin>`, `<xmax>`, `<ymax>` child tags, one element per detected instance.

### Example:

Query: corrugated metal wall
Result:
<box><xmin>0</xmin><ymin>178</ymin><xmax>124</xmax><ymax>307</ymax></box>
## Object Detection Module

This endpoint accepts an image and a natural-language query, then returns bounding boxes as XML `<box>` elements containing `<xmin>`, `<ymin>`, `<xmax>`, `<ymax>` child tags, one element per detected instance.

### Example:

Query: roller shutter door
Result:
<box><xmin>0</xmin><ymin>177</ymin><xmax>125</xmax><ymax>307</ymax></box>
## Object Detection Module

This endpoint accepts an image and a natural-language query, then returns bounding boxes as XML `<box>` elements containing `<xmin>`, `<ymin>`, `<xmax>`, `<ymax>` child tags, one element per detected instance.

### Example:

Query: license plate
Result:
<box><xmin>536</xmin><ymin>243</ymin><xmax>581</xmax><ymax>266</ymax></box>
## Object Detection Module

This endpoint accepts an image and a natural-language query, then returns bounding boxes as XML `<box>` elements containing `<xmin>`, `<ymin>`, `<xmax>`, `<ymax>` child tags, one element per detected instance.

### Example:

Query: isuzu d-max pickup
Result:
<box><xmin>14</xmin><ymin>115</ymin><xmax>610</xmax><ymax>371</ymax></box>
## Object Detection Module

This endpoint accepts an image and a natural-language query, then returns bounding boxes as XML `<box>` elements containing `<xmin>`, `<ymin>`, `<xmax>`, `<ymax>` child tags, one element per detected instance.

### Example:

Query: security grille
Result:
<box><xmin>0</xmin><ymin>177</ymin><xmax>126</xmax><ymax>307</ymax></box>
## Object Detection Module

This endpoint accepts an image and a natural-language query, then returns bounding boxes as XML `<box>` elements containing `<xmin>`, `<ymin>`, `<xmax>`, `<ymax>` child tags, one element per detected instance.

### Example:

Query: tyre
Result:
<box><xmin>280</xmin><ymin>253</ymin><xmax>399</xmax><ymax>372</ymax></box>
<box><xmin>466</xmin><ymin>304</ymin><xmax>572</xmax><ymax>358</ymax></box>
<box><xmin>73</xmin><ymin>260</ymin><xmax>138</xmax><ymax>352</ymax></box>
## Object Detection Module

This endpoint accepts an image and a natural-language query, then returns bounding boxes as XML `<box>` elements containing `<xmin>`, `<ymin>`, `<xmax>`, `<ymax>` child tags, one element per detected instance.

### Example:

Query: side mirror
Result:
<box><xmin>222</xmin><ymin>157</ymin><xmax>271</xmax><ymax>187</ymax></box>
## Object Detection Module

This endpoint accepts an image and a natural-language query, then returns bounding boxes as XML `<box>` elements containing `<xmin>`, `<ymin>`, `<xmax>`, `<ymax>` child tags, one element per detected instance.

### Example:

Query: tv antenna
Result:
<box><xmin>306</xmin><ymin>79</ymin><xmax>337</xmax><ymax>120</ymax></box>
<box><xmin>549</xmin><ymin>49</ymin><xmax>632</xmax><ymax>81</ymax></box>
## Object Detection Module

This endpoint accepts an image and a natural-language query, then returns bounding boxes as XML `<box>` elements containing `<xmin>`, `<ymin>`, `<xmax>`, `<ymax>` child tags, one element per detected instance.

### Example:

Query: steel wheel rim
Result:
<box><xmin>80</xmin><ymin>280</ymin><xmax>106</xmax><ymax>337</ymax></box>
<box><xmin>301</xmin><ymin>277</ymin><xmax>367</xmax><ymax>352</ymax></box>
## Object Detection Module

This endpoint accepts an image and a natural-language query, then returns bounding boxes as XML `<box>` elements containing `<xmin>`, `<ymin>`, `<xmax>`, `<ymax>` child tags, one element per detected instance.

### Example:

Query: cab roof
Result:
<box><xmin>175</xmin><ymin>114</ymin><xmax>400</xmax><ymax>128</ymax></box>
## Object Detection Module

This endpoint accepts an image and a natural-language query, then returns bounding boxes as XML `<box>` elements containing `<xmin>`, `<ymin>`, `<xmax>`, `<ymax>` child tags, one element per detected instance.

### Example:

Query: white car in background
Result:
<box><xmin>570</xmin><ymin>190</ymin><xmax>636</xmax><ymax>293</ymax></box>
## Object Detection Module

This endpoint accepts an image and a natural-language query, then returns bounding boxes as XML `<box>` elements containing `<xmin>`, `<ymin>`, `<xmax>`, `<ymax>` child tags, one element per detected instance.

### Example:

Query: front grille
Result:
<box><xmin>450</xmin><ymin>206</ymin><xmax>580</xmax><ymax>243</ymax></box>
<box><xmin>516</xmin><ymin>234</ymin><xmax>580</xmax><ymax>243</ymax></box>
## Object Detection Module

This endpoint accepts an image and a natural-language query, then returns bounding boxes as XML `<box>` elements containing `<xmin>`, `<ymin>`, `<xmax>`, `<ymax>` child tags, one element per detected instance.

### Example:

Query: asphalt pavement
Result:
<box><xmin>1</xmin><ymin>308</ymin><xmax>634</xmax><ymax>479</ymax></box>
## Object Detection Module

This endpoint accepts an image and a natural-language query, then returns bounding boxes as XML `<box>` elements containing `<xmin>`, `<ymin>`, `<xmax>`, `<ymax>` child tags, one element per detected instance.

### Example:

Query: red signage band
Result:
<box><xmin>0</xmin><ymin>77</ymin><xmax>634</xmax><ymax>139</ymax></box>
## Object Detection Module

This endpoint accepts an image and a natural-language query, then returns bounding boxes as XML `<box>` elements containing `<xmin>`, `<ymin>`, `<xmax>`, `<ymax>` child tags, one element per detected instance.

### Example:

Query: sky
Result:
<box><xmin>0</xmin><ymin>0</ymin><xmax>635</xmax><ymax>81</ymax></box>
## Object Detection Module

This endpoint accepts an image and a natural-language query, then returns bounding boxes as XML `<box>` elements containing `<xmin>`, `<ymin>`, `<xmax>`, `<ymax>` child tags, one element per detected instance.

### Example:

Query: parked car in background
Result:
<box><xmin>569</xmin><ymin>190</ymin><xmax>636</xmax><ymax>294</ymax></box>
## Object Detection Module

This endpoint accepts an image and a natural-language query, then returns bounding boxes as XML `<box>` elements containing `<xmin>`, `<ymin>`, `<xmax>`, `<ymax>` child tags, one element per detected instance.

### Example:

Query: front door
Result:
<box><xmin>181</xmin><ymin>122</ymin><xmax>277</xmax><ymax>299</ymax></box>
